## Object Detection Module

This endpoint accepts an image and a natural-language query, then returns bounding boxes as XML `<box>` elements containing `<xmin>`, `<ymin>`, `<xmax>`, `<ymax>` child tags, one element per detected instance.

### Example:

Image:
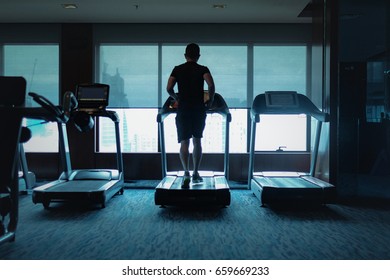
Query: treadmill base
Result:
<box><xmin>251</xmin><ymin>172</ymin><xmax>336</xmax><ymax>207</ymax></box>
<box><xmin>155</xmin><ymin>175</ymin><xmax>231</xmax><ymax>207</ymax></box>
<box><xmin>32</xmin><ymin>177</ymin><xmax>124</xmax><ymax>209</ymax></box>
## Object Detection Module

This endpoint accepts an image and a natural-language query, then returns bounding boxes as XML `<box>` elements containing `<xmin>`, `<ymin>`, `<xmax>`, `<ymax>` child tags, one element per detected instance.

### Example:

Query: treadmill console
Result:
<box><xmin>265</xmin><ymin>91</ymin><xmax>299</xmax><ymax>108</ymax></box>
<box><xmin>76</xmin><ymin>84</ymin><xmax>109</xmax><ymax>111</ymax></box>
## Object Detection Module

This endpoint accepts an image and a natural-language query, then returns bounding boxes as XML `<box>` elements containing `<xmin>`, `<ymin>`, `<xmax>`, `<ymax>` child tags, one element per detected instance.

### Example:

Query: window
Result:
<box><xmin>163</xmin><ymin>113</ymin><xmax>227</xmax><ymax>153</ymax></box>
<box><xmin>254</xmin><ymin>46</ymin><xmax>306</xmax><ymax>93</ymax></box>
<box><xmin>162</xmin><ymin>45</ymin><xmax>247</xmax><ymax>108</ymax></box>
<box><xmin>96</xmin><ymin>44</ymin><xmax>308</xmax><ymax>153</ymax></box>
<box><xmin>253</xmin><ymin>46</ymin><xmax>307</xmax><ymax>151</ymax></box>
<box><xmin>98</xmin><ymin>108</ymin><xmax>158</xmax><ymax>153</ymax></box>
<box><xmin>255</xmin><ymin>115</ymin><xmax>307</xmax><ymax>151</ymax></box>
<box><xmin>97</xmin><ymin>45</ymin><xmax>159</xmax><ymax>108</ymax></box>
<box><xmin>96</xmin><ymin>44</ymin><xmax>159</xmax><ymax>152</ymax></box>
<box><xmin>229</xmin><ymin>109</ymin><xmax>247</xmax><ymax>153</ymax></box>
<box><xmin>162</xmin><ymin>45</ymin><xmax>247</xmax><ymax>153</ymax></box>
<box><xmin>3</xmin><ymin>44</ymin><xmax>60</xmax><ymax>153</ymax></box>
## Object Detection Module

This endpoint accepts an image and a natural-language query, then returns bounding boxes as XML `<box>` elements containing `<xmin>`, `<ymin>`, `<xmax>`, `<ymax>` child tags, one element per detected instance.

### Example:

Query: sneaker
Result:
<box><xmin>192</xmin><ymin>173</ymin><xmax>203</xmax><ymax>183</ymax></box>
<box><xmin>181</xmin><ymin>173</ymin><xmax>191</xmax><ymax>188</ymax></box>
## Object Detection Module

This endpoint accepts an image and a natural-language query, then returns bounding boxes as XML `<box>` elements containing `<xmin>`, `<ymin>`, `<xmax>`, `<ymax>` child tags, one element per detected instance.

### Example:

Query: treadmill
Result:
<box><xmin>19</xmin><ymin>142</ymin><xmax>36</xmax><ymax>193</ymax></box>
<box><xmin>155</xmin><ymin>93</ymin><xmax>231</xmax><ymax>207</ymax></box>
<box><xmin>31</xmin><ymin>84</ymin><xmax>124</xmax><ymax>209</ymax></box>
<box><xmin>248</xmin><ymin>91</ymin><xmax>336</xmax><ymax>206</ymax></box>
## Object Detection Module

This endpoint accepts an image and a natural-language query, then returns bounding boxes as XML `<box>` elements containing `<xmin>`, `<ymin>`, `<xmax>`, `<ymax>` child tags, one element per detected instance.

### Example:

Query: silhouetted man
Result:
<box><xmin>166</xmin><ymin>43</ymin><xmax>215</xmax><ymax>188</ymax></box>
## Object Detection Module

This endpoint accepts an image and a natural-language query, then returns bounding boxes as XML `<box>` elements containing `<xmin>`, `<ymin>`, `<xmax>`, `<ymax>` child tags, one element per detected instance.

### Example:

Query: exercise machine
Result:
<box><xmin>248</xmin><ymin>91</ymin><xmax>336</xmax><ymax>206</ymax></box>
<box><xmin>31</xmin><ymin>83</ymin><xmax>124</xmax><ymax>209</ymax></box>
<box><xmin>19</xmin><ymin>143</ymin><xmax>36</xmax><ymax>193</ymax></box>
<box><xmin>0</xmin><ymin>76</ymin><xmax>29</xmax><ymax>244</ymax></box>
<box><xmin>155</xmin><ymin>93</ymin><xmax>231</xmax><ymax>207</ymax></box>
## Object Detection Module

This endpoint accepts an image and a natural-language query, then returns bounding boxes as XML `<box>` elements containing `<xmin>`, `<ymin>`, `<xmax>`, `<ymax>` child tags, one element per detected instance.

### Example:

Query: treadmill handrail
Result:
<box><xmin>79</xmin><ymin>109</ymin><xmax>120</xmax><ymax>123</ymax></box>
<box><xmin>250</xmin><ymin>92</ymin><xmax>329</xmax><ymax>123</ymax></box>
<box><xmin>23</xmin><ymin>107</ymin><xmax>65</xmax><ymax>123</ymax></box>
<box><xmin>25</xmin><ymin>91</ymin><xmax>78</xmax><ymax>124</ymax></box>
<box><xmin>157</xmin><ymin>93</ymin><xmax>231</xmax><ymax>123</ymax></box>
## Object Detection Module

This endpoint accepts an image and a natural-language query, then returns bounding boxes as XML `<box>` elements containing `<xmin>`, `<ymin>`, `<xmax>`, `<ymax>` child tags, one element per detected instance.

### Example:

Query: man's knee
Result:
<box><xmin>180</xmin><ymin>139</ymin><xmax>190</xmax><ymax>148</ymax></box>
<box><xmin>192</xmin><ymin>137</ymin><xmax>202</xmax><ymax>147</ymax></box>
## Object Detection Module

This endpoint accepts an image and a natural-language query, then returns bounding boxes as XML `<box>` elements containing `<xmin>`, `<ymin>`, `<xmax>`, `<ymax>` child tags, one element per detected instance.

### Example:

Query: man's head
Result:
<box><xmin>185</xmin><ymin>43</ymin><xmax>200</xmax><ymax>61</ymax></box>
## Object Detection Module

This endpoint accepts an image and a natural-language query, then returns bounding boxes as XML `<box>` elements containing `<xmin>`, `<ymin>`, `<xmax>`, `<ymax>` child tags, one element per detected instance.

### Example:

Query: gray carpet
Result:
<box><xmin>1</xmin><ymin>187</ymin><xmax>390</xmax><ymax>260</ymax></box>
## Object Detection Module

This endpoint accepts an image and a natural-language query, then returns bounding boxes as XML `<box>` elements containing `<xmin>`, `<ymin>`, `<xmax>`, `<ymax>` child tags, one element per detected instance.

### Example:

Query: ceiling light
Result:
<box><xmin>213</xmin><ymin>4</ymin><xmax>227</xmax><ymax>9</ymax></box>
<box><xmin>62</xmin><ymin>4</ymin><xmax>78</xmax><ymax>9</ymax></box>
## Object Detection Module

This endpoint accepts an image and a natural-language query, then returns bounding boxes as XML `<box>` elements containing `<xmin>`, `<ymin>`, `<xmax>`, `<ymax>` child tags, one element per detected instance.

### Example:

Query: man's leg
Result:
<box><xmin>180</xmin><ymin>139</ymin><xmax>191</xmax><ymax>187</ymax></box>
<box><xmin>179</xmin><ymin>139</ymin><xmax>190</xmax><ymax>175</ymax></box>
<box><xmin>192</xmin><ymin>137</ymin><xmax>203</xmax><ymax>182</ymax></box>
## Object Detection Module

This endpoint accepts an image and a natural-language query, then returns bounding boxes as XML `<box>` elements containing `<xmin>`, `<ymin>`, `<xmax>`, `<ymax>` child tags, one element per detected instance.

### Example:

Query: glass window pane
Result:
<box><xmin>98</xmin><ymin>45</ymin><xmax>158</xmax><ymax>107</ymax></box>
<box><xmin>97</xmin><ymin>44</ymin><xmax>308</xmax><ymax>154</ymax></box>
<box><xmin>98</xmin><ymin>109</ymin><xmax>158</xmax><ymax>153</ymax></box>
<box><xmin>163</xmin><ymin>113</ymin><xmax>227</xmax><ymax>153</ymax></box>
<box><xmin>253</xmin><ymin>46</ymin><xmax>307</xmax><ymax>151</ymax></box>
<box><xmin>229</xmin><ymin>109</ymin><xmax>247</xmax><ymax>153</ymax></box>
<box><xmin>162</xmin><ymin>45</ymin><xmax>247</xmax><ymax>108</ymax></box>
<box><xmin>22</xmin><ymin>120</ymin><xmax>59</xmax><ymax>153</ymax></box>
<box><xmin>161</xmin><ymin>45</ymin><xmax>186</xmax><ymax>104</ymax></box>
<box><xmin>254</xmin><ymin>46</ymin><xmax>306</xmax><ymax>94</ymax></box>
<box><xmin>4</xmin><ymin>45</ymin><xmax>59</xmax><ymax>105</ymax></box>
<box><xmin>163</xmin><ymin>114</ymin><xmax>180</xmax><ymax>153</ymax></box>
<box><xmin>4</xmin><ymin>44</ymin><xmax>59</xmax><ymax>153</ymax></box>
<box><xmin>163</xmin><ymin>109</ymin><xmax>247</xmax><ymax>154</ymax></box>
<box><xmin>255</xmin><ymin>114</ymin><xmax>307</xmax><ymax>151</ymax></box>
<box><xmin>197</xmin><ymin>45</ymin><xmax>247</xmax><ymax>108</ymax></box>
<box><xmin>161</xmin><ymin>45</ymin><xmax>248</xmax><ymax>153</ymax></box>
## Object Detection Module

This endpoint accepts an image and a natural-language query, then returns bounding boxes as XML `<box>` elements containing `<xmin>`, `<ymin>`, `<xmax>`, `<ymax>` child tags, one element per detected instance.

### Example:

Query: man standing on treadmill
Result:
<box><xmin>166</xmin><ymin>43</ymin><xmax>215</xmax><ymax>188</ymax></box>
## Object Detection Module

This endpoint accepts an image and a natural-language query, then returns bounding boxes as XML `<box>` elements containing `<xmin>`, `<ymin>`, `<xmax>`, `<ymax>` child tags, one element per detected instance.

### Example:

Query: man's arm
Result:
<box><xmin>166</xmin><ymin>76</ymin><xmax>178</xmax><ymax>100</ymax></box>
<box><xmin>204</xmin><ymin>72</ymin><xmax>215</xmax><ymax>107</ymax></box>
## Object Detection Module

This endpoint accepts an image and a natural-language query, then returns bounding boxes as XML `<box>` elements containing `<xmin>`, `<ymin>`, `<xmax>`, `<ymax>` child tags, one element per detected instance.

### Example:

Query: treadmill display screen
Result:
<box><xmin>76</xmin><ymin>84</ymin><xmax>109</xmax><ymax>109</ymax></box>
<box><xmin>265</xmin><ymin>91</ymin><xmax>299</xmax><ymax>108</ymax></box>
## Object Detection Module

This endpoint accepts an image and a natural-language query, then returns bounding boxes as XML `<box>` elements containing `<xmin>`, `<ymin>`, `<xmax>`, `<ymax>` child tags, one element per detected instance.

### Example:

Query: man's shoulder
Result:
<box><xmin>176</xmin><ymin>62</ymin><xmax>188</xmax><ymax>68</ymax></box>
<box><xmin>172</xmin><ymin>63</ymin><xmax>187</xmax><ymax>72</ymax></box>
<box><xmin>191</xmin><ymin>63</ymin><xmax>210</xmax><ymax>73</ymax></box>
<box><xmin>175</xmin><ymin>62</ymin><xmax>209</xmax><ymax>73</ymax></box>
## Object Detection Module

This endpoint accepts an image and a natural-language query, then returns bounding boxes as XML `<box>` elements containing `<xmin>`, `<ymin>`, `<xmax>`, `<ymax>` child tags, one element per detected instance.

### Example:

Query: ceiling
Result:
<box><xmin>0</xmin><ymin>0</ymin><xmax>312</xmax><ymax>23</ymax></box>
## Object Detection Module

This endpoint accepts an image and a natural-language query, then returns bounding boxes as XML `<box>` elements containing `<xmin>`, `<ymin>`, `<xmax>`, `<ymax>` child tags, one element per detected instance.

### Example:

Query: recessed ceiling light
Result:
<box><xmin>62</xmin><ymin>4</ymin><xmax>78</xmax><ymax>9</ymax></box>
<box><xmin>213</xmin><ymin>4</ymin><xmax>227</xmax><ymax>9</ymax></box>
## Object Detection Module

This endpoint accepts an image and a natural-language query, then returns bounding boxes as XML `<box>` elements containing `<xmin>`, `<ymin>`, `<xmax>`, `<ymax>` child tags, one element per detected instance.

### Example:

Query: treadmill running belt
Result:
<box><xmin>44</xmin><ymin>180</ymin><xmax>110</xmax><ymax>192</ymax></box>
<box><xmin>256</xmin><ymin>176</ymin><xmax>322</xmax><ymax>189</ymax></box>
<box><xmin>170</xmin><ymin>177</ymin><xmax>214</xmax><ymax>190</ymax></box>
